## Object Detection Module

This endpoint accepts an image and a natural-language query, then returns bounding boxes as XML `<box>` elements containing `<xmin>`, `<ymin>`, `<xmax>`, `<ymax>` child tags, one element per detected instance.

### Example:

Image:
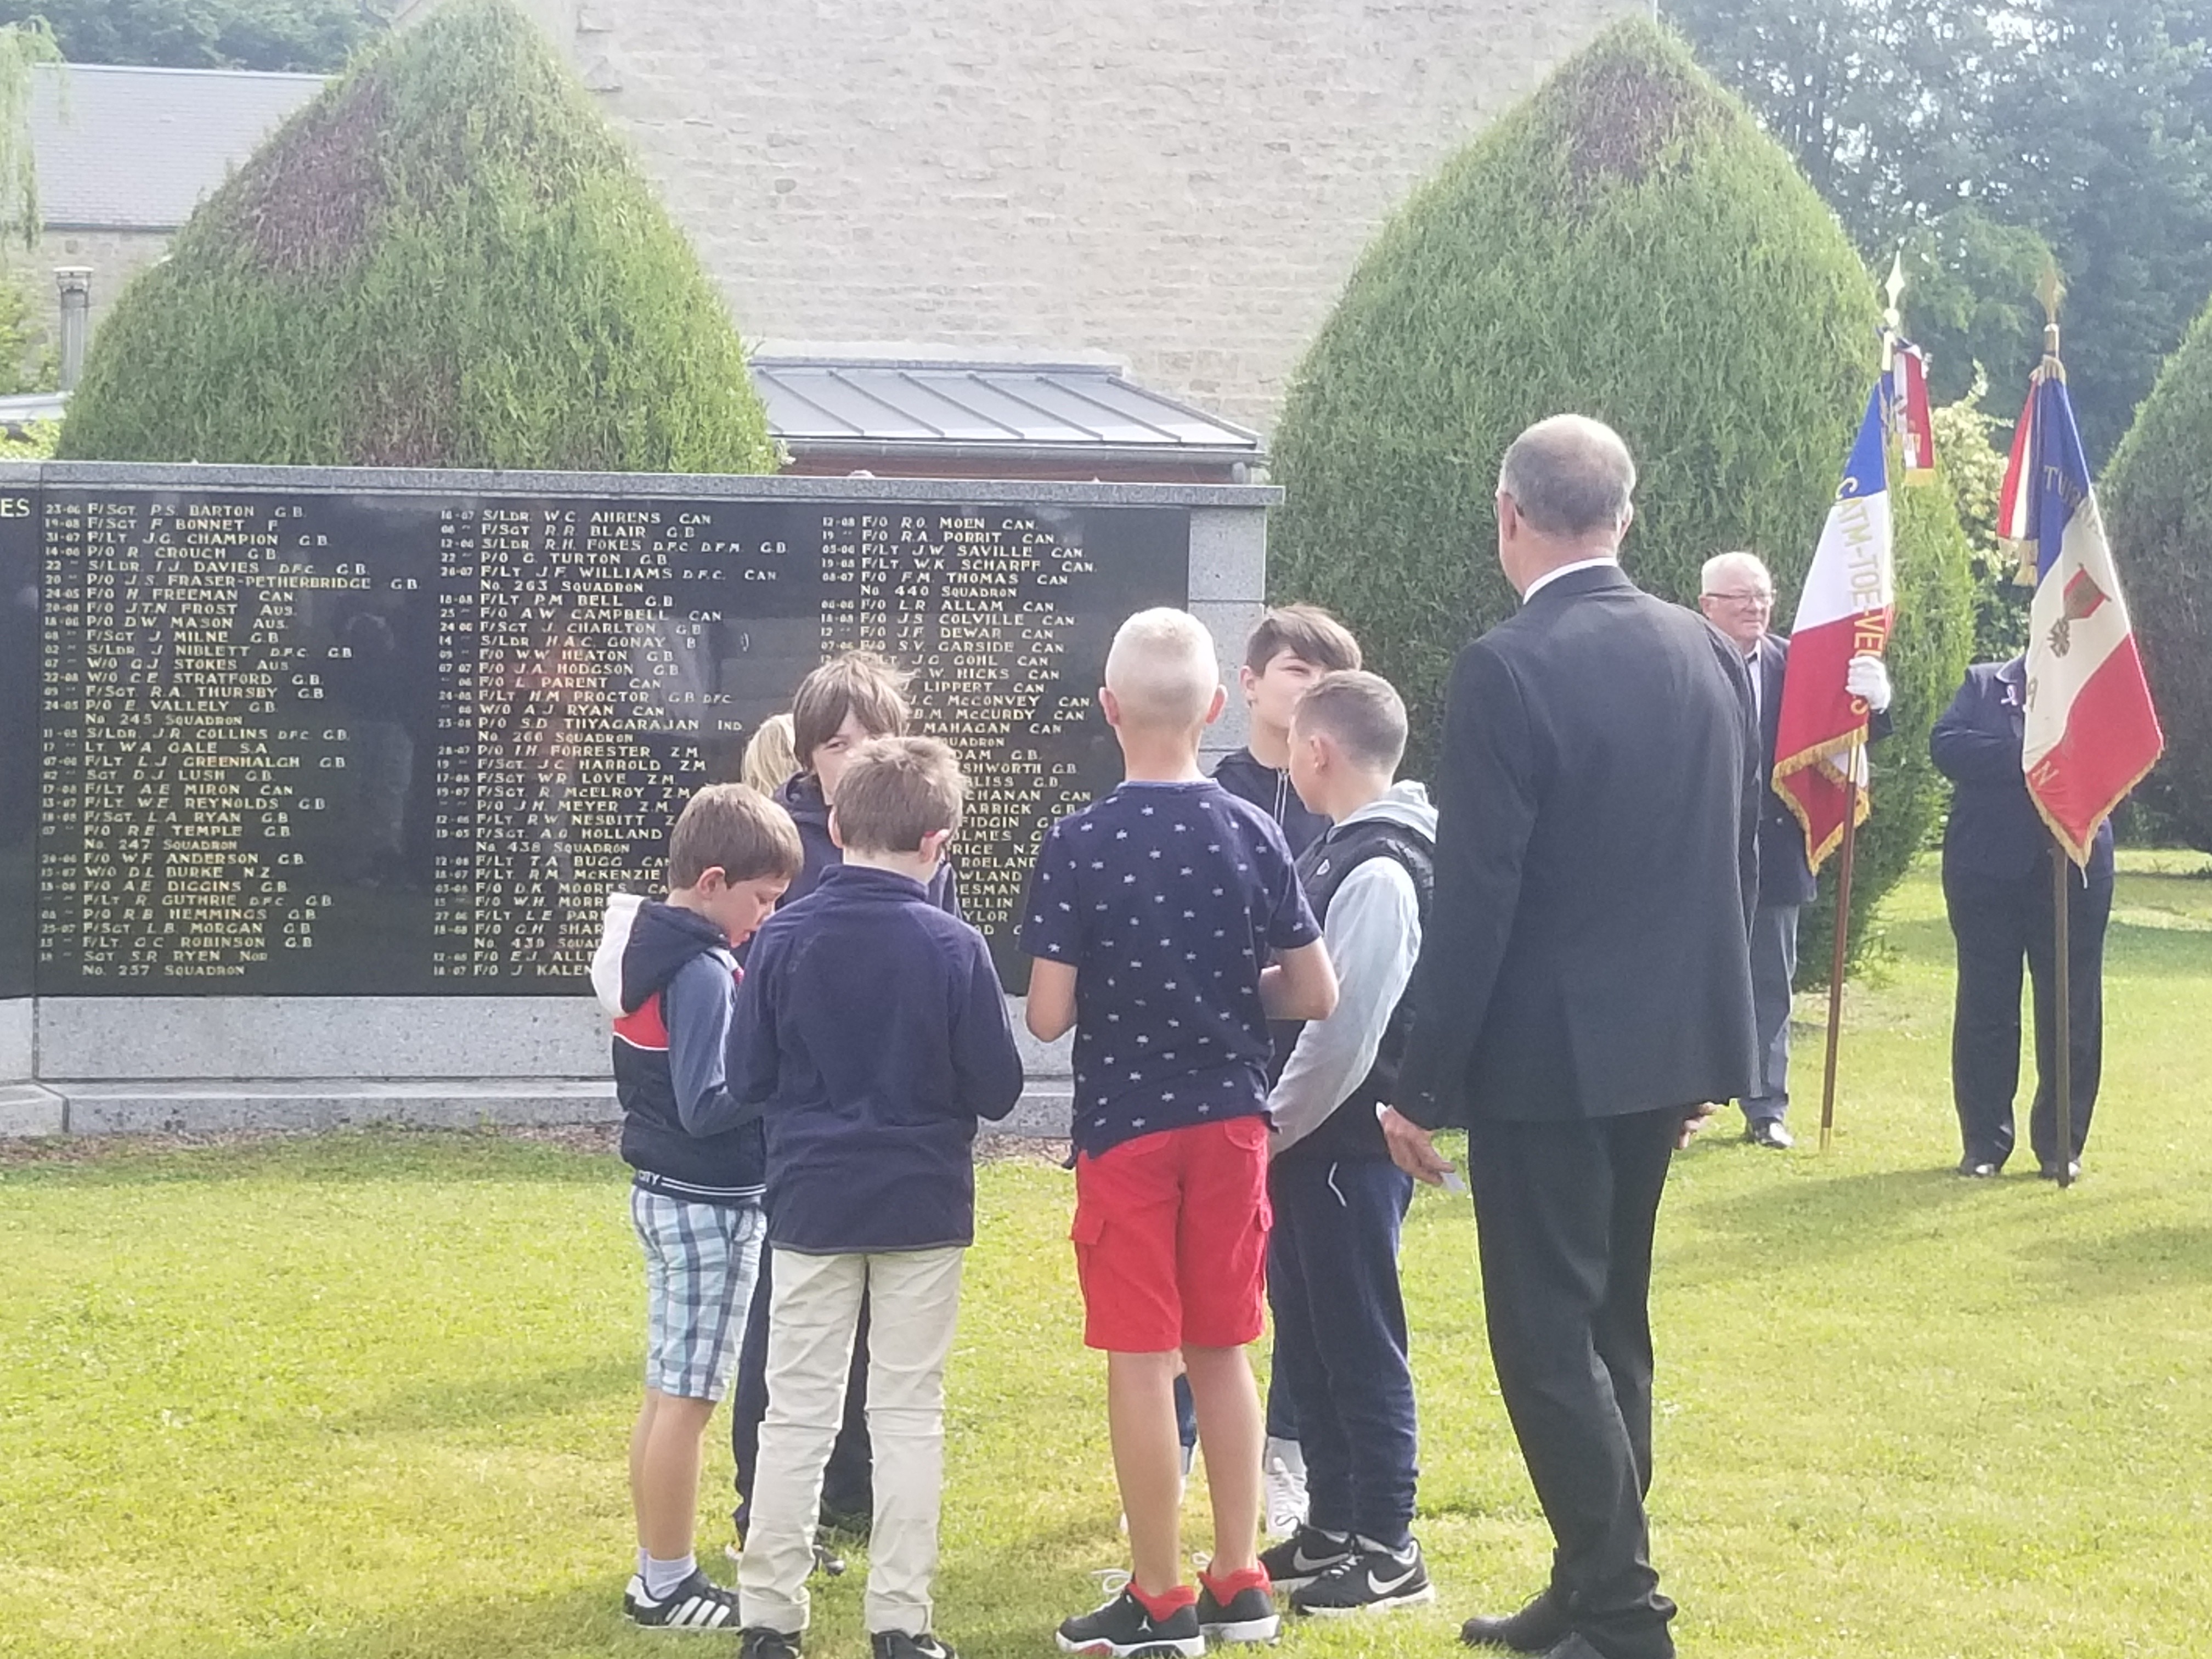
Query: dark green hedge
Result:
<box><xmin>1269</xmin><ymin>16</ymin><xmax>1974</xmax><ymax>978</ymax></box>
<box><xmin>58</xmin><ymin>0</ymin><xmax>775</xmax><ymax>473</ymax></box>
<box><xmin>2101</xmin><ymin>302</ymin><xmax>2212</xmax><ymax>854</ymax></box>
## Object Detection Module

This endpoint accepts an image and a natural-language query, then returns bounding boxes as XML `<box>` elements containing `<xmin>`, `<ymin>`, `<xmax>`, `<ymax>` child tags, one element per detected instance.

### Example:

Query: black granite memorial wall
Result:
<box><xmin>10</xmin><ymin>472</ymin><xmax>1189</xmax><ymax>996</ymax></box>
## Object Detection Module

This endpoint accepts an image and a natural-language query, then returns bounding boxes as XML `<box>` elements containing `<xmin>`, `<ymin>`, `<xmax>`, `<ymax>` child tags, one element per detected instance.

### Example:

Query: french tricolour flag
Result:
<box><xmin>1999</xmin><ymin>372</ymin><xmax>2163</xmax><ymax>865</ymax></box>
<box><xmin>1774</xmin><ymin>387</ymin><xmax>1895</xmax><ymax>871</ymax></box>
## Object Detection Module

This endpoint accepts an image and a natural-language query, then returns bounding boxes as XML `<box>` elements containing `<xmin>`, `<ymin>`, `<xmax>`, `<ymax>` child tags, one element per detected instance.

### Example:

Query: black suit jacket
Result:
<box><xmin>1398</xmin><ymin>564</ymin><xmax>1762</xmax><ymax>1127</ymax></box>
<box><xmin>1931</xmin><ymin>659</ymin><xmax>2114</xmax><ymax>881</ymax></box>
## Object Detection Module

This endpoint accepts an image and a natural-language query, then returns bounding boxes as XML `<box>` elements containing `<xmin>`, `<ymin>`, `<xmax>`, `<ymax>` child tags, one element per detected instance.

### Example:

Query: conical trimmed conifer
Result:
<box><xmin>58</xmin><ymin>0</ymin><xmax>775</xmax><ymax>473</ymax></box>
<box><xmin>2102</xmin><ymin>303</ymin><xmax>2212</xmax><ymax>852</ymax></box>
<box><xmin>1269</xmin><ymin>16</ymin><xmax>1974</xmax><ymax>973</ymax></box>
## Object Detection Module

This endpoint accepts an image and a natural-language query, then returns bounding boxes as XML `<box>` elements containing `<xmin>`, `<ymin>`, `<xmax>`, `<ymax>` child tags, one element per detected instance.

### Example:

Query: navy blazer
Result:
<box><xmin>1750</xmin><ymin>636</ymin><xmax>1894</xmax><ymax>908</ymax></box>
<box><xmin>1930</xmin><ymin>659</ymin><xmax>2114</xmax><ymax>882</ymax></box>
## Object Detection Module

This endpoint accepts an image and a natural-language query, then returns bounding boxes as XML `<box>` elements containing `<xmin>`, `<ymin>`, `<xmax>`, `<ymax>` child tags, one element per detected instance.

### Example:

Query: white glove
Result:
<box><xmin>1846</xmin><ymin>653</ymin><xmax>1892</xmax><ymax>713</ymax></box>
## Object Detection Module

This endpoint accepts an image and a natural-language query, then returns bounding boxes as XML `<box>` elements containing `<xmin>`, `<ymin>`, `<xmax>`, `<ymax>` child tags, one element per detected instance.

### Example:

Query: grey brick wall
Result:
<box><xmin>532</xmin><ymin>0</ymin><xmax>1639</xmax><ymax>432</ymax></box>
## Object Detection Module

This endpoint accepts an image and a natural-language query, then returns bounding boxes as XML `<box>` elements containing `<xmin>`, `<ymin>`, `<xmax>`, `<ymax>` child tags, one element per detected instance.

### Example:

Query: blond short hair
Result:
<box><xmin>832</xmin><ymin>737</ymin><xmax>967</xmax><ymax>854</ymax></box>
<box><xmin>741</xmin><ymin>713</ymin><xmax>800</xmax><ymax>795</ymax></box>
<box><xmin>1105</xmin><ymin>608</ymin><xmax>1220</xmax><ymax>730</ymax></box>
<box><xmin>669</xmin><ymin>782</ymin><xmax>804</xmax><ymax>889</ymax></box>
<box><xmin>1293</xmin><ymin>670</ymin><xmax>1408</xmax><ymax>775</ymax></box>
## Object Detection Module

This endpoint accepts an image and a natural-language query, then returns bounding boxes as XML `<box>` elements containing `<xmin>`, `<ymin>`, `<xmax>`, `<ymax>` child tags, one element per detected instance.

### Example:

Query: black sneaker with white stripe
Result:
<box><xmin>1055</xmin><ymin>1585</ymin><xmax>1204</xmax><ymax>1658</ymax></box>
<box><xmin>1257</xmin><ymin>1525</ymin><xmax>1355</xmax><ymax>1593</ymax></box>
<box><xmin>1290</xmin><ymin>1538</ymin><xmax>1436</xmax><ymax>1617</ymax></box>
<box><xmin>623</xmin><ymin>1567</ymin><xmax>741</xmax><ymax>1629</ymax></box>
<box><xmin>871</xmin><ymin>1632</ymin><xmax>956</xmax><ymax>1659</ymax></box>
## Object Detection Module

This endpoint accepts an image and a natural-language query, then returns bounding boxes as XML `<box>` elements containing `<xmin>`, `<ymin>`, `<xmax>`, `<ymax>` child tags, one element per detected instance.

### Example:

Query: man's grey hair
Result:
<box><xmin>1700</xmin><ymin>550</ymin><xmax>1772</xmax><ymax>595</ymax></box>
<box><xmin>1497</xmin><ymin>414</ymin><xmax>1637</xmax><ymax>540</ymax></box>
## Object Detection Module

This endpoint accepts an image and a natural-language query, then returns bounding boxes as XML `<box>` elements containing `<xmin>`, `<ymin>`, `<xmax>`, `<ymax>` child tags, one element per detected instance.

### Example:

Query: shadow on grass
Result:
<box><xmin>1678</xmin><ymin>1164</ymin><xmax>1986</xmax><ymax>1265</ymax></box>
<box><xmin>2021</xmin><ymin>1222</ymin><xmax>2212</xmax><ymax>1299</ymax></box>
<box><xmin>332</xmin><ymin>1355</ymin><xmax>639</xmax><ymax>1435</ymax></box>
<box><xmin>225</xmin><ymin>1584</ymin><xmax>629</xmax><ymax>1659</ymax></box>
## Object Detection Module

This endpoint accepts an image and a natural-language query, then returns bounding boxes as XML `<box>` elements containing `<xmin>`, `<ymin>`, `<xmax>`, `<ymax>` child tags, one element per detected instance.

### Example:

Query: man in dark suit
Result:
<box><xmin>1697</xmin><ymin>551</ymin><xmax>1893</xmax><ymax>1149</ymax></box>
<box><xmin>1381</xmin><ymin>415</ymin><xmax>1760</xmax><ymax>1659</ymax></box>
<box><xmin>1929</xmin><ymin>657</ymin><xmax>2114</xmax><ymax>1180</ymax></box>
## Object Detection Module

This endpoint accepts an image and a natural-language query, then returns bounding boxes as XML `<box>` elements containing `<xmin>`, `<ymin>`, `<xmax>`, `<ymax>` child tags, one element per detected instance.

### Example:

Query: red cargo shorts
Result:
<box><xmin>1070</xmin><ymin>1114</ymin><xmax>1271</xmax><ymax>1353</ymax></box>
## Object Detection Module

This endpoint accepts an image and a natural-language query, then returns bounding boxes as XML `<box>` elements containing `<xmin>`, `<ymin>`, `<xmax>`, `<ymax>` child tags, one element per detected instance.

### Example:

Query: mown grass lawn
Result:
<box><xmin>3</xmin><ymin>855</ymin><xmax>2209</xmax><ymax>1659</ymax></box>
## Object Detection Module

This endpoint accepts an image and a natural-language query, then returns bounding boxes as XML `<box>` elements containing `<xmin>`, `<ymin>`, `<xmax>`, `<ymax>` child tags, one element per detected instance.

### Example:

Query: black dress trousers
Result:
<box><xmin>1944</xmin><ymin>851</ymin><xmax>2113</xmax><ymax>1170</ymax></box>
<box><xmin>1464</xmin><ymin>1107</ymin><xmax>1683</xmax><ymax>1659</ymax></box>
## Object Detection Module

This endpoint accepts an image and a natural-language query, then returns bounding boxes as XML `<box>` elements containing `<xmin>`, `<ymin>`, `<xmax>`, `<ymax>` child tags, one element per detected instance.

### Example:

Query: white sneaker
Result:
<box><xmin>1263</xmin><ymin>1436</ymin><xmax>1308</xmax><ymax>1539</ymax></box>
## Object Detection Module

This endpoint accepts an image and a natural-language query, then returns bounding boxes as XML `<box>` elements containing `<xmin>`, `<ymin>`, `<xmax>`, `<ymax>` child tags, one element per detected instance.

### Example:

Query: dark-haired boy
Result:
<box><xmin>1209</xmin><ymin>602</ymin><xmax>1361</xmax><ymax>1531</ymax></box>
<box><xmin>1212</xmin><ymin>604</ymin><xmax>1363</xmax><ymax>860</ymax></box>
<box><xmin>1259</xmin><ymin>671</ymin><xmax>1436</xmax><ymax>1617</ymax></box>
<box><xmin>592</xmin><ymin>782</ymin><xmax>804</xmax><ymax>1630</ymax></box>
<box><xmin>732</xmin><ymin>737</ymin><xmax>1025</xmax><ymax>1659</ymax></box>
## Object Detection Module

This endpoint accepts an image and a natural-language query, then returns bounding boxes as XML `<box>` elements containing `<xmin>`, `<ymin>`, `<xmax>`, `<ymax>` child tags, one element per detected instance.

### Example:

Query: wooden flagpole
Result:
<box><xmin>1817</xmin><ymin>736</ymin><xmax>1863</xmax><ymax>1154</ymax></box>
<box><xmin>2037</xmin><ymin>263</ymin><xmax>2078</xmax><ymax>1190</ymax></box>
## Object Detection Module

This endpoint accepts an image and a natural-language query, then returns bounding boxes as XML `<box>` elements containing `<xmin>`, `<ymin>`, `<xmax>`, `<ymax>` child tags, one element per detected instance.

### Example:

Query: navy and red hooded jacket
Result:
<box><xmin>592</xmin><ymin>894</ymin><xmax>764</xmax><ymax>1205</ymax></box>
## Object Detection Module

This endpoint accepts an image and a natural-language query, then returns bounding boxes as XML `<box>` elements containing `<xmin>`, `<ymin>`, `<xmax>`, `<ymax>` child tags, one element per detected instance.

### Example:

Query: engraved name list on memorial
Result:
<box><xmin>33</xmin><ymin>486</ymin><xmax>1186</xmax><ymax>995</ymax></box>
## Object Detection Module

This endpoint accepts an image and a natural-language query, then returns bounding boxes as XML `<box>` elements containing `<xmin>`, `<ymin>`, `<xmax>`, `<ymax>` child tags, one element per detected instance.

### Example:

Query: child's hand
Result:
<box><xmin>1379</xmin><ymin>1106</ymin><xmax>1457</xmax><ymax>1187</ymax></box>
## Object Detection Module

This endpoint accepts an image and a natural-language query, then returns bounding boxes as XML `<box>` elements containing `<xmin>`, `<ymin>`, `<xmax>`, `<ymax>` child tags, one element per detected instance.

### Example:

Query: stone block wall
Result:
<box><xmin>524</xmin><ymin>0</ymin><xmax>1638</xmax><ymax>431</ymax></box>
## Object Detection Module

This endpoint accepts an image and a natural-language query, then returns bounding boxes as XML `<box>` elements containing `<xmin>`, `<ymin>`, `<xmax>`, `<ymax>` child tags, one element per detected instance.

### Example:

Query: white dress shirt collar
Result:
<box><xmin>1520</xmin><ymin>555</ymin><xmax>1621</xmax><ymax>604</ymax></box>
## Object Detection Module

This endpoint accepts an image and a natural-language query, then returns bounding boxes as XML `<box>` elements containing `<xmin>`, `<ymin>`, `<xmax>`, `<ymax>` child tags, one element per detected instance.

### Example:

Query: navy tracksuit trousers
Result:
<box><xmin>1265</xmin><ymin>1152</ymin><xmax>1418</xmax><ymax>1544</ymax></box>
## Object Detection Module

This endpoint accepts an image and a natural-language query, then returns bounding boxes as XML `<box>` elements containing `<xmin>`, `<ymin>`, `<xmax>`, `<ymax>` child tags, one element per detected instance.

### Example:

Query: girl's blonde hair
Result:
<box><xmin>741</xmin><ymin>712</ymin><xmax>801</xmax><ymax>797</ymax></box>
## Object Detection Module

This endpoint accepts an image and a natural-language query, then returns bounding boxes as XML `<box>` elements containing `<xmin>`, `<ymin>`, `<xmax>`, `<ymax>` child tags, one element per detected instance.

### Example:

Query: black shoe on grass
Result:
<box><xmin>1257</xmin><ymin>1525</ymin><xmax>1354</xmax><ymax>1592</ymax></box>
<box><xmin>741</xmin><ymin>1628</ymin><xmax>803</xmax><ymax>1659</ymax></box>
<box><xmin>1196</xmin><ymin>1575</ymin><xmax>1280</xmax><ymax>1644</ymax></box>
<box><xmin>872</xmin><ymin>1634</ymin><xmax>956</xmax><ymax>1659</ymax></box>
<box><xmin>1055</xmin><ymin>1585</ymin><xmax>1204</xmax><ymax>1658</ymax></box>
<box><xmin>1291</xmin><ymin>1538</ymin><xmax>1436</xmax><ymax>1616</ymax></box>
<box><xmin>623</xmin><ymin>1568</ymin><xmax>741</xmax><ymax>1630</ymax></box>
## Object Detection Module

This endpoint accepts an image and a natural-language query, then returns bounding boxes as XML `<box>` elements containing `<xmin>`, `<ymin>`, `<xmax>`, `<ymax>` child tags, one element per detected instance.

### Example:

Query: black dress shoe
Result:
<box><xmin>1537</xmin><ymin>1638</ymin><xmax>1608</xmax><ymax>1659</ymax></box>
<box><xmin>1461</xmin><ymin>1590</ymin><xmax>1570</xmax><ymax>1652</ymax></box>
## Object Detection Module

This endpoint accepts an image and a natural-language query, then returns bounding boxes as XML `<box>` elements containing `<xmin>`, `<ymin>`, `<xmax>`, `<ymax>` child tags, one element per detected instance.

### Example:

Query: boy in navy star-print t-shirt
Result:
<box><xmin>1022</xmin><ymin>608</ymin><xmax>1335</xmax><ymax>1652</ymax></box>
<box><xmin>1023</xmin><ymin>782</ymin><xmax>1317</xmax><ymax>1153</ymax></box>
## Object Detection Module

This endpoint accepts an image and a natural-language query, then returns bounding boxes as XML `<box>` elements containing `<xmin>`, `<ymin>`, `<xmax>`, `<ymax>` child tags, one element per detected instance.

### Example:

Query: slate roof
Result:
<box><xmin>752</xmin><ymin>355</ymin><xmax>1263</xmax><ymax>464</ymax></box>
<box><xmin>30</xmin><ymin>61</ymin><xmax>326</xmax><ymax>232</ymax></box>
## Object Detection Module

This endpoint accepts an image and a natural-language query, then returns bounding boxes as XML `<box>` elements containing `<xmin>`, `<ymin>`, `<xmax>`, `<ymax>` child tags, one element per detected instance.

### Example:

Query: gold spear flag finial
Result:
<box><xmin>2038</xmin><ymin>257</ymin><xmax>2066</xmax><ymax>376</ymax></box>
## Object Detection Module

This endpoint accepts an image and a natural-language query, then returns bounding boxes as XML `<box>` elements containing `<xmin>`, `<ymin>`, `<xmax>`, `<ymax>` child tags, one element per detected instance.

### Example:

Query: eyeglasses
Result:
<box><xmin>1703</xmin><ymin>590</ymin><xmax>1773</xmax><ymax>607</ymax></box>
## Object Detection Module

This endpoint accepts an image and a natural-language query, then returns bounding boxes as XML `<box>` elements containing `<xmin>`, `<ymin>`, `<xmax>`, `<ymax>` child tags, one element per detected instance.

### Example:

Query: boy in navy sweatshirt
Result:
<box><xmin>592</xmin><ymin>783</ymin><xmax>804</xmax><ymax>1630</ymax></box>
<box><xmin>733</xmin><ymin>651</ymin><xmax>961</xmax><ymax>1549</ymax></box>
<box><xmin>731</xmin><ymin>737</ymin><xmax>1024</xmax><ymax>1659</ymax></box>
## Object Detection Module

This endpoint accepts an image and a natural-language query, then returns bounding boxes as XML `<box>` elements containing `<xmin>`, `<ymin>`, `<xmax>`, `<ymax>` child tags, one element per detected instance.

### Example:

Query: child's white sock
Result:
<box><xmin>644</xmin><ymin>1553</ymin><xmax>698</xmax><ymax>1598</ymax></box>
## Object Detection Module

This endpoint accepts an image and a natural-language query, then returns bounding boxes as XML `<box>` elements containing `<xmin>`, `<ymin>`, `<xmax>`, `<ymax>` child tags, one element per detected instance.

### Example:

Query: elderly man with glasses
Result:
<box><xmin>1696</xmin><ymin>552</ymin><xmax>1892</xmax><ymax>1149</ymax></box>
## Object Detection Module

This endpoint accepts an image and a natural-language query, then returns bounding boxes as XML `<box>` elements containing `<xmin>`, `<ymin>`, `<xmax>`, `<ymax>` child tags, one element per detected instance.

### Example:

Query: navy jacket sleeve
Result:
<box><xmin>664</xmin><ymin>953</ymin><xmax>759</xmax><ymax>1136</ymax></box>
<box><xmin>1396</xmin><ymin>640</ymin><xmax>1538</xmax><ymax>1127</ymax></box>
<box><xmin>1930</xmin><ymin>672</ymin><xmax>2022</xmax><ymax>785</ymax></box>
<box><xmin>950</xmin><ymin>934</ymin><xmax>1025</xmax><ymax>1122</ymax></box>
<box><xmin>726</xmin><ymin>943</ymin><xmax>781</xmax><ymax>1111</ymax></box>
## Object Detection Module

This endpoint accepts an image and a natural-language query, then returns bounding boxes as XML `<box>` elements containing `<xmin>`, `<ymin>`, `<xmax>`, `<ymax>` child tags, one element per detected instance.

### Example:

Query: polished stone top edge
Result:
<box><xmin>0</xmin><ymin>460</ymin><xmax>1282</xmax><ymax>509</ymax></box>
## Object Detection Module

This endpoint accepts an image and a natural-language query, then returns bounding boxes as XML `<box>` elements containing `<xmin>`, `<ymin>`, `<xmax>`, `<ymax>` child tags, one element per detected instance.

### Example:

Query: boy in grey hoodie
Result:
<box><xmin>1257</xmin><ymin>670</ymin><xmax>1438</xmax><ymax>1618</ymax></box>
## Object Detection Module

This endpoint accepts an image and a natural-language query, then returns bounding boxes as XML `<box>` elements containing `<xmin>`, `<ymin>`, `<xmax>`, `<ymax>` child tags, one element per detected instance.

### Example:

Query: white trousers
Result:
<box><xmin>738</xmin><ymin>1244</ymin><xmax>965</xmax><ymax>1636</ymax></box>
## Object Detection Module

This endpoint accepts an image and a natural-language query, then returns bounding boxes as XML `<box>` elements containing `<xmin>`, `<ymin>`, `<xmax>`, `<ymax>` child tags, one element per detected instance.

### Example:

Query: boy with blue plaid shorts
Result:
<box><xmin>591</xmin><ymin>782</ymin><xmax>804</xmax><ymax>1629</ymax></box>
